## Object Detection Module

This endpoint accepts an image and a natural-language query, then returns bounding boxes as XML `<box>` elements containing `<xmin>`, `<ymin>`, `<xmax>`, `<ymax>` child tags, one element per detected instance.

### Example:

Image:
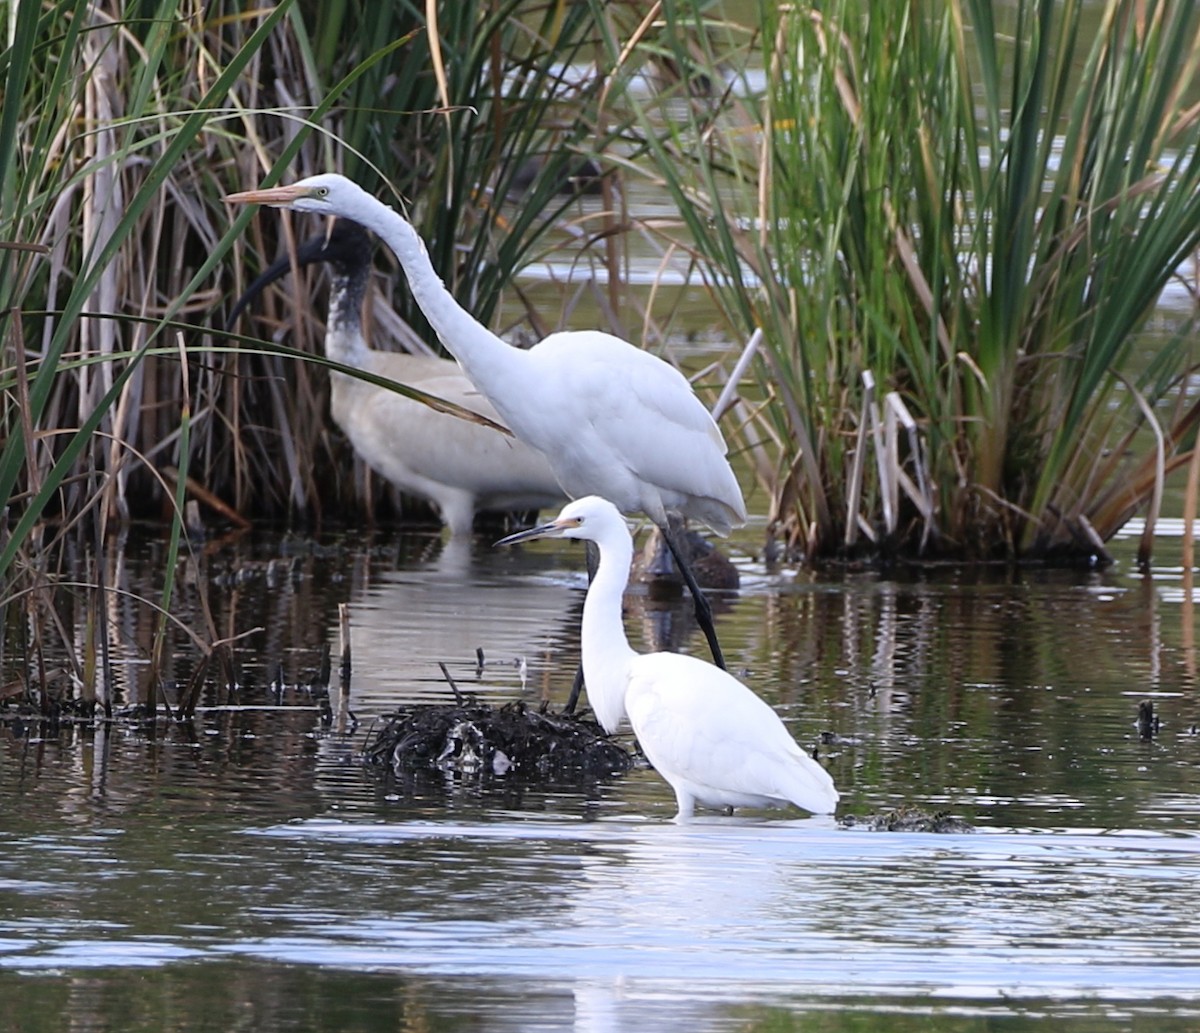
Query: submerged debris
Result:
<box><xmin>840</xmin><ymin>806</ymin><xmax>976</xmax><ymax>834</ymax></box>
<box><xmin>631</xmin><ymin>526</ymin><xmax>741</xmax><ymax>595</ymax></box>
<box><xmin>363</xmin><ymin>699</ymin><xmax>634</xmax><ymax>783</ymax></box>
<box><xmin>1137</xmin><ymin>699</ymin><xmax>1161</xmax><ymax>739</ymax></box>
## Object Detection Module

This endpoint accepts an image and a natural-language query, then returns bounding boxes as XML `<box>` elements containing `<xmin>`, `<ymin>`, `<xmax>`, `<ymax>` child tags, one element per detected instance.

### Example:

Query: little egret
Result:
<box><xmin>498</xmin><ymin>496</ymin><xmax>839</xmax><ymax>821</ymax></box>
<box><xmin>225</xmin><ymin>173</ymin><xmax>746</xmax><ymax>669</ymax></box>
<box><xmin>227</xmin><ymin>219</ymin><xmax>563</xmax><ymax>536</ymax></box>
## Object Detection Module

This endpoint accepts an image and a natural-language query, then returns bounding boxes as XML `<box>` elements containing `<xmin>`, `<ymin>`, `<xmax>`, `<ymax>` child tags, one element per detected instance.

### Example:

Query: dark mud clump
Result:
<box><xmin>363</xmin><ymin>699</ymin><xmax>634</xmax><ymax>783</ymax></box>
<box><xmin>840</xmin><ymin>806</ymin><xmax>976</xmax><ymax>834</ymax></box>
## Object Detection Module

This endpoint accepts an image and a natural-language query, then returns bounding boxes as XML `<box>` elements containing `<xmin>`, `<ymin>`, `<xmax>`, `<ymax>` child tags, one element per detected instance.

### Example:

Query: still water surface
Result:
<box><xmin>2</xmin><ymin>519</ymin><xmax>1199</xmax><ymax>1030</ymax></box>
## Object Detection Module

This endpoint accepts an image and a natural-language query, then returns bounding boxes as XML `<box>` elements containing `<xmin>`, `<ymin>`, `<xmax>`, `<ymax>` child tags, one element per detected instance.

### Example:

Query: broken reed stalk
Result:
<box><xmin>8</xmin><ymin>316</ymin><xmax>50</xmax><ymax>714</ymax></box>
<box><xmin>844</xmin><ymin>375</ymin><xmax>936</xmax><ymax>552</ymax></box>
<box><xmin>318</xmin><ymin>642</ymin><xmax>332</xmax><ymax>692</ymax></box>
<box><xmin>31</xmin><ymin>589</ymin><xmax>48</xmax><ymax>718</ymax></box>
<box><xmin>437</xmin><ymin>661</ymin><xmax>466</xmax><ymax>706</ymax></box>
<box><xmin>148</xmin><ymin>334</ymin><xmax>194</xmax><ymax>714</ymax></box>
<box><xmin>0</xmin><ymin>509</ymin><xmax>7</xmax><ymax>688</ymax></box>
<box><xmin>1119</xmin><ymin>376</ymin><xmax>1167</xmax><ymax>571</ymax></box>
<box><xmin>710</xmin><ymin>327</ymin><xmax>762</xmax><ymax>423</ymax></box>
<box><xmin>886</xmin><ymin>392</ymin><xmax>935</xmax><ymax>553</ymax></box>
<box><xmin>181</xmin><ymin>526</ymin><xmax>241</xmax><ymax>708</ymax></box>
<box><xmin>863</xmin><ymin>373</ymin><xmax>893</xmax><ymax>537</ymax></box>
<box><xmin>178</xmin><ymin>655</ymin><xmax>211</xmax><ymax>720</ymax></box>
<box><xmin>333</xmin><ymin>603</ymin><xmax>352</xmax><ymax>733</ymax></box>
<box><xmin>88</xmin><ymin>453</ymin><xmax>114</xmax><ymax>719</ymax></box>
<box><xmin>845</xmin><ymin>372</ymin><xmax>873</xmax><ymax>548</ymax></box>
<box><xmin>1182</xmin><ymin>438</ymin><xmax>1200</xmax><ymax>575</ymax></box>
<box><xmin>161</xmin><ymin>468</ymin><xmax>252</xmax><ymax>529</ymax></box>
<box><xmin>338</xmin><ymin>602</ymin><xmax>352</xmax><ymax>694</ymax></box>
<box><xmin>1181</xmin><ymin>439</ymin><xmax>1200</xmax><ymax>668</ymax></box>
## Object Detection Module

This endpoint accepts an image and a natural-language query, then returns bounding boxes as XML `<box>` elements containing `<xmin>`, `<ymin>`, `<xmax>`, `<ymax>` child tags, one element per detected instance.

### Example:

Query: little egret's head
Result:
<box><xmin>496</xmin><ymin>496</ymin><xmax>628</xmax><ymax>548</ymax></box>
<box><xmin>225</xmin><ymin>173</ymin><xmax>369</xmax><ymax>216</ymax></box>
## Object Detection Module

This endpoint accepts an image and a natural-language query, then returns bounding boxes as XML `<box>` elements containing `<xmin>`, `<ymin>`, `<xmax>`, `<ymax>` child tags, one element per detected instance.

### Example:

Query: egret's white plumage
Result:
<box><xmin>228</xmin><ymin>222</ymin><xmax>563</xmax><ymax>536</ymax></box>
<box><xmin>225</xmin><ymin>173</ymin><xmax>746</xmax><ymax>665</ymax></box>
<box><xmin>498</xmin><ymin>496</ymin><xmax>839</xmax><ymax>821</ymax></box>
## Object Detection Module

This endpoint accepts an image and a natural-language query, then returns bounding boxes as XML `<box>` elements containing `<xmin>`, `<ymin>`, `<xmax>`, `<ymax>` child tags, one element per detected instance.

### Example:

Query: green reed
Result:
<box><xmin>618</xmin><ymin>0</ymin><xmax>1200</xmax><ymax>563</ymax></box>
<box><xmin>0</xmin><ymin>0</ymin><xmax>636</xmax><ymax>709</ymax></box>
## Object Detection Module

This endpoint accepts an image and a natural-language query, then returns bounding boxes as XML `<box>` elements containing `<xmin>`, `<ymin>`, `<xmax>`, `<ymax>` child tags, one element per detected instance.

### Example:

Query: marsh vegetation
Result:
<box><xmin>2</xmin><ymin>0</ymin><xmax>1199</xmax><ymax>707</ymax></box>
<box><xmin>4</xmin><ymin>7</ymin><xmax>1200</xmax><ymax>1026</ymax></box>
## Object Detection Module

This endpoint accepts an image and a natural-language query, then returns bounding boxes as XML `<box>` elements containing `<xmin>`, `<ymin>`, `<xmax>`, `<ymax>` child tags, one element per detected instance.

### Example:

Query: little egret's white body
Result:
<box><xmin>498</xmin><ymin>496</ymin><xmax>839</xmax><ymax>821</ymax></box>
<box><xmin>225</xmin><ymin>173</ymin><xmax>746</xmax><ymax>667</ymax></box>
<box><xmin>228</xmin><ymin>221</ymin><xmax>563</xmax><ymax>535</ymax></box>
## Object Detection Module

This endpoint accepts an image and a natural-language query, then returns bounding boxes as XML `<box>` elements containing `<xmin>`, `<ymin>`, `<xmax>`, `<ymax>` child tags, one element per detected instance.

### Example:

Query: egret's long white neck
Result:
<box><xmin>579</xmin><ymin>527</ymin><xmax>638</xmax><ymax>734</ymax></box>
<box><xmin>349</xmin><ymin>189</ymin><xmax>526</xmax><ymax>393</ymax></box>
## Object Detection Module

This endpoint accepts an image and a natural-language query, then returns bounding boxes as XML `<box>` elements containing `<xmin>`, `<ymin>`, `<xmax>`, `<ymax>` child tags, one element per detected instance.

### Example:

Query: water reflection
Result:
<box><xmin>6</xmin><ymin>812</ymin><xmax>1200</xmax><ymax>1028</ymax></box>
<box><xmin>4</xmin><ymin>523</ymin><xmax>1200</xmax><ymax>1030</ymax></box>
<box><xmin>340</xmin><ymin>535</ymin><xmax>584</xmax><ymax>709</ymax></box>
<box><xmin>7</xmin><ymin>963</ymin><xmax>1198</xmax><ymax>1032</ymax></box>
<box><xmin>4</xmin><ymin>522</ymin><xmax>1199</xmax><ymax>835</ymax></box>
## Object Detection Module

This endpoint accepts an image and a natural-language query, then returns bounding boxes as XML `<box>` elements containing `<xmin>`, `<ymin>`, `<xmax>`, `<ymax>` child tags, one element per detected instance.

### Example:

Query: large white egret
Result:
<box><xmin>228</xmin><ymin>220</ymin><xmax>563</xmax><ymax>536</ymax></box>
<box><xmin>224</xmin><ymin>173</ymin><xmax>746</xmax><ymax>670</ymax></box>
<box><xmin>498</xmin><ymin>496</ymin><xmax>839</xmax><ymax>821</ymax></box>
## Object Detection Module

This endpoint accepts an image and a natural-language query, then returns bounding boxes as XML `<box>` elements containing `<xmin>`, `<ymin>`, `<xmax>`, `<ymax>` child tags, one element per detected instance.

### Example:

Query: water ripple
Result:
<box><xmin>221</xmin><ymin>818</ymin><xmax>1200</xmax><ymax>999</ymax></box>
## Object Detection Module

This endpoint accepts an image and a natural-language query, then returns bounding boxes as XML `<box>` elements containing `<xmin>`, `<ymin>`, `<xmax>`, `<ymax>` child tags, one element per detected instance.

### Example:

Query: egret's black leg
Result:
<box><xmin>661</xmin><ymin>520</ymin><xmax>727</xmax><ymax>670</ymax></box>
<box><xmin>564</xmin><ymin>665</ymin><xmax>585</xmax><ymax>715</ymax></box>
<box><xmin>563</xmin><ymin>540</ymin><xmax>600</xmax><ymax>715</ymax></box>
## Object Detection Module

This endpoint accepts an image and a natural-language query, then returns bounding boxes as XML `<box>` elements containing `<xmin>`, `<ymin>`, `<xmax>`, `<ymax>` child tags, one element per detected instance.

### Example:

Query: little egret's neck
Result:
<box><xmin>579</xmin><ymin>526</ymin><xmax>638</xmax><ymax>735</ymax></box>
<box><xmin>351</xmin><ymin>191</ymin><xmax>525</xmax><ymax>390</ymax></box>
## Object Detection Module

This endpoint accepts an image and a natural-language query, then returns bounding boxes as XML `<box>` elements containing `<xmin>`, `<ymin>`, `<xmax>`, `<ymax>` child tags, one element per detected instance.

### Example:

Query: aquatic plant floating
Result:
<box><xmin>839</xmin><ymin>807</ymin><xmax>976</xmax><ymax>834</ymax></box>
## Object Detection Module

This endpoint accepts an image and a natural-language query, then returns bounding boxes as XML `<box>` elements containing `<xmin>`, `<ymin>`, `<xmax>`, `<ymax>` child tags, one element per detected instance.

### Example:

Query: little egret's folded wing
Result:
<box><xmin>624</xmin><ymin>653</ymin><xmax>838</xmax><ymax>815</ymax></box>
